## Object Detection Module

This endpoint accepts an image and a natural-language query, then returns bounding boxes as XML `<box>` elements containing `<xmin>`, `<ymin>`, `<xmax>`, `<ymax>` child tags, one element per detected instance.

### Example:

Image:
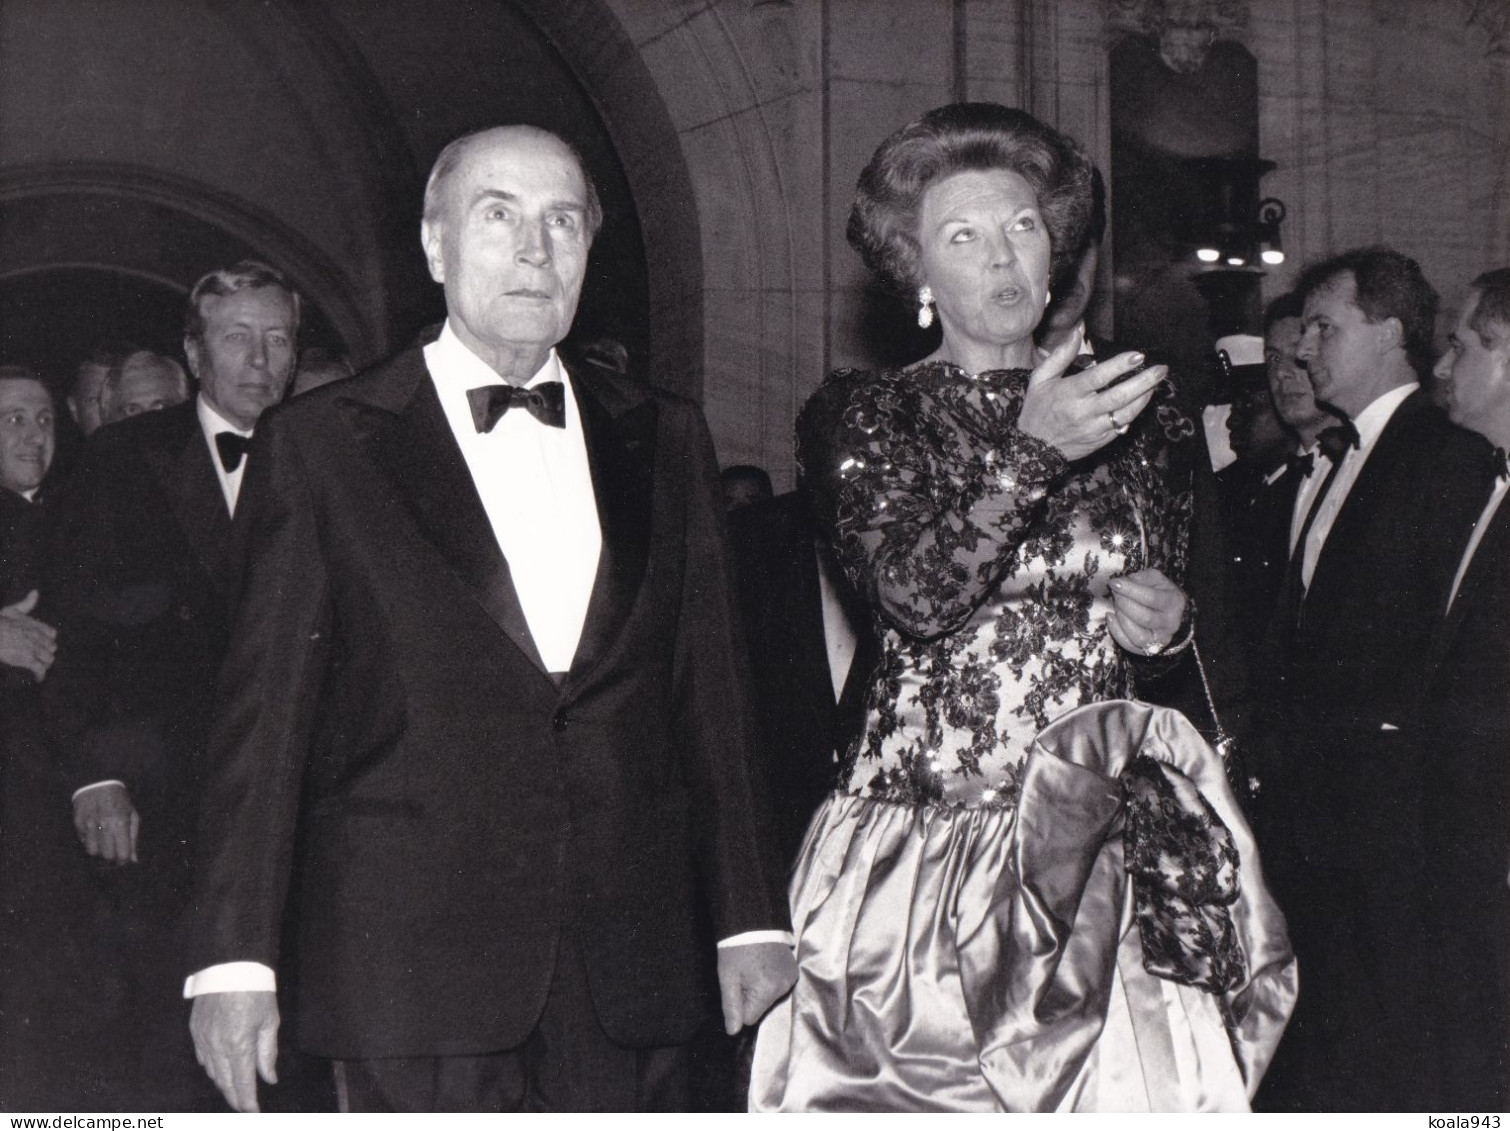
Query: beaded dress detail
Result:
<box><xmin>749</xmin><ymin>362</ymin><xmax>1296</xmax><ymax>1112</ymax></box>
<box><xmin>814</xmin><ymin>361</ymin><xmax>1191</xmax><ymax>809</ymax></box>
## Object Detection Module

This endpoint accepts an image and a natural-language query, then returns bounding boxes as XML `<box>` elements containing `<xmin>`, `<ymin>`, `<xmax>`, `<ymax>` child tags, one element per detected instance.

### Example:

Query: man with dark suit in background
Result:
<box><xmin>40</xmin><ymin>261</ymin><xmax>315</xmax><ymax>1110</ymax></box>
<box><xmin>1256</xmin><ymin>246</ymin><xmax>1495</xmax><ymax>1111</ymax></box>
<box><xmin>728</xmin><ymin>391</ymin><xmax>881</xmax><ymax>873</ymax></box>
<box><xmin>67</xmin><ymin>344</ymin><xmax>134</xmax><ymax>440</ymax></box>
<box><xmin>185</xmin><ymin>125</ymin><xmax>794</xmax><ymax>1113</ymax></box>
<box><xmin>0</xmin><ymin>368</ymin><xmax>59</xmax><ymax>629</ymax></box>
<box><xmin>0</xmin><ymin>366</ymin><xmax>73</xmax><ymax>1108</ymax></box>
<box><xmin>1415</xmin><ymin>267</ymin><xmax>1510</xmax><ymax>1109</ymax></box>
<box><xmin>1219</xmin><ymin>299</ymin><xmax>1336</xmax><ymax>657</ymax></box>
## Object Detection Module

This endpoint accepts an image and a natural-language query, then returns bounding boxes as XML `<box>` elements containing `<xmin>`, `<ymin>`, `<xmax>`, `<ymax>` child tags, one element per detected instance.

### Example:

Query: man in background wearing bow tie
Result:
<box><xmin>39</xmin><ymin>261</ymin><xmax>314</xmax><ymax>1109</ymax></box>
<box><xmin>184</xmin><ymin>125</ymin><xmax>793</xmax><ymax>1113</ymax></box>
<box><xmin>1411</xmin><ymin>267</ymin><xmax>1510</xmax><ymax>1109</ymax></box>
<box><xmin>1255</xmin><ymin>247</ymin><xmax>1495</xmax><ymax>1111</ymax></box>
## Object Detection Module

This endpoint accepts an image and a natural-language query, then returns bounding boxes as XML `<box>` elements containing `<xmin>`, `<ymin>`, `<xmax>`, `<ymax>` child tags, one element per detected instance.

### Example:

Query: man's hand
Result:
<box><xmin>72</xmin><ymin>783</ymin><xmax>139</xmax><ymax>863</ymax></box>
<box><xmin>190</xmin><ymin>990</ymin><xmax>279</xmax><ymax>1113</ymax></box>
<box><xmin>0</xmin><ymin>590</ymin><xmax>56</xmax><ymax>680</ymax></box>
<box><xmin>717</xmin><ymin>941</ymin><xmax>797</xmax><ymax>1035</ymax></box>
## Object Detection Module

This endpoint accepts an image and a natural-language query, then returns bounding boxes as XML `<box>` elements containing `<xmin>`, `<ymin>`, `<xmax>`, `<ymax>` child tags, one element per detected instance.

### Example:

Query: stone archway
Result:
<box><xmin>513</xmin><ymin>0</ymin><xmax>803</xmax><ymax>474</ymax></box>
<box><xmin>0</xmin><ymin>169</ymin><xmax>368</xmax><ymax>368</ymax></box>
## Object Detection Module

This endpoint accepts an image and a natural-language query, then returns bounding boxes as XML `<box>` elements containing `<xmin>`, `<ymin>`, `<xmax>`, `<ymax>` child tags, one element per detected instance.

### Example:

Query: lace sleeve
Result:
<box><xmin>800</xmin><ymin>366</ymin><xmax>1067</xmax><ymax>640</ymax></box>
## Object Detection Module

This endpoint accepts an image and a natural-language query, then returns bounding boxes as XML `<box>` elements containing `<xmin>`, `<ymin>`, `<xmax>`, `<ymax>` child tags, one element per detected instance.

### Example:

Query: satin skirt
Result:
<box><xmin>749</xmin><ymin>701</ymin><xmax>1297</xmax><ymax>1112</ymax></box>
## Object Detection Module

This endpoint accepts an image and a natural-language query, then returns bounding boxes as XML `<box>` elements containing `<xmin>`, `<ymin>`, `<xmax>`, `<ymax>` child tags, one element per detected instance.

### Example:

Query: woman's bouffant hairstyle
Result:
<box><xmin>846</xmin><ymin>103</ymin><xmax>1096</xmax><ymax>297</ymax></box>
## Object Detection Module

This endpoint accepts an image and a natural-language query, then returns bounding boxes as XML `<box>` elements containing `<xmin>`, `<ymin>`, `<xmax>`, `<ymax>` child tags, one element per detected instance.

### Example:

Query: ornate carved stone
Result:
<box><xmin>1104</xmin><ymin>0</ymin><xmax>1250</xmax><ymax>73</ymax></box>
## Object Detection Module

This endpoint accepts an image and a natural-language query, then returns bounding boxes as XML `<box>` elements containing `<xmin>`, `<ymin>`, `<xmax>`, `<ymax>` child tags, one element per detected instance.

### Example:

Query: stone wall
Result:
<box><xmin>611</xmin><ymin>0</ymin><xmax>1510</xmax><ymax>483</ymax></box>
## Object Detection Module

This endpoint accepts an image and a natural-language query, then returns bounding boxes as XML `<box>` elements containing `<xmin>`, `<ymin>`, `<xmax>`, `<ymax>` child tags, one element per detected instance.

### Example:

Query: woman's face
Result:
<box><xmin>916</xmin><ymin>168</ymin><xmax>1052</xmax><ymax>363</ymax></box>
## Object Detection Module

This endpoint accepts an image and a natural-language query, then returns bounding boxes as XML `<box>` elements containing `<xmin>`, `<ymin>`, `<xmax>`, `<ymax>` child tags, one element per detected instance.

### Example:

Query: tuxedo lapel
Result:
<box><xmin>143</xmin><ymin>405</ymin><xmax>233</xmax><ymax>591</ymax></box>
<box><xmin>338</xmin><ymin>347</ymin><xmax>553</xmax><ymax>681</ymax></box>
<box><xmin>564</xmin><ymin>366</ymin><xmax>656</xmax><ymax>688</ymax></box>
<box><xmin>1434</xmin><ymin>497</ymin><xmax>1510</xmax><ymax>668</ymax></box>
<box><xmin>1303</xmin><ymin>392</ymin><xmax>1422</xmax><ymax>608</ymax></box>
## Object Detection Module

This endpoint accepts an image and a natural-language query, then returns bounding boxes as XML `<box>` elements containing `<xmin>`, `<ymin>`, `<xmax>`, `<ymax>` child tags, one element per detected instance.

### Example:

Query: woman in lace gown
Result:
<box><xmin>749</xmin><ymin>104</ymin><xmax>1296</xmax><ymax>1112</ymax></box>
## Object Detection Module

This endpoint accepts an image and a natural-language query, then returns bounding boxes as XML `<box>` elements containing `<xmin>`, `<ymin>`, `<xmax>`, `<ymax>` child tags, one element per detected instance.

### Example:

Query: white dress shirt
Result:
<box><xmin>816</xmin><ymin>551</ymin><xmax>857</xmax><ymax>704</ymax></box>
<box><xmin>187</xmin><ymin>324</ymin><xmax>785</xmax><ymax>998</ymax></box>
<box><xmin>1290</xmin><ymin>382</ymin><xmax>1418</xmax><ymax>589</ymax></box>
<box><xmin>424</xmin><ymin>325</ymin><xmax>601</xmax><ymax>674</ymax></box>
<box><xmin>199</xmin><ymin>394</ymin><xmax>253</xmax><ymax>517</ymax></box>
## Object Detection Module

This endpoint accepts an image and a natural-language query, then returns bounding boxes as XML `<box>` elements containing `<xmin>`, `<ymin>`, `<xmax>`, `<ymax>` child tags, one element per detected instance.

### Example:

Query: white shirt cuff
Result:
<box><xmin>72</xmin><ymin>780</ymin><xmax>125</xmax><ymax>803</ymax></box>
<box><xmin>717</xmin><ymin>930</ymin><xmax>795</xmax><ymax>949</ymax></box>
<box><xmin>183</xmin><ymin>962</ymin><xmax>277</xmax><ymax>998</ymax></box>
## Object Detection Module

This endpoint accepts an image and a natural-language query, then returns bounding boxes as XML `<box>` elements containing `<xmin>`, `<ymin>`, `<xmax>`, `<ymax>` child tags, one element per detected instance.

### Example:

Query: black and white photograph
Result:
<box><xmin>0</xmin><ymin>0</ymin><xmax>1503</xmax><ymax>1116</ymax></box>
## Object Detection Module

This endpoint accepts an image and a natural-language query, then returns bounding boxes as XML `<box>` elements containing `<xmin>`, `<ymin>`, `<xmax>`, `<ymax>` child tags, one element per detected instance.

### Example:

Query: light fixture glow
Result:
<box><xmin>1196</xmin><ymin>247</ymin><xmax>1221</xmax><ymax>263</ymax></box>
<box><xmin>1261</xmin><ymin>248</ymin><xmax>1285</xmax><ymax>266</ymax></box>
<box><xmin>1226</xmin><ymin>256</ymin><xmax>1246</xmax><ymax>266</ymax></box>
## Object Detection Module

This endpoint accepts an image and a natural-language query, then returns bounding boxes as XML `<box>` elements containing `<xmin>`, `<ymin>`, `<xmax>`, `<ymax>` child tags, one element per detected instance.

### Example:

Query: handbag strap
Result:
<box><xmin>1125</xmin><ymin>638</ymin><xmax>1239</xmax><ymax>786</ymax></box>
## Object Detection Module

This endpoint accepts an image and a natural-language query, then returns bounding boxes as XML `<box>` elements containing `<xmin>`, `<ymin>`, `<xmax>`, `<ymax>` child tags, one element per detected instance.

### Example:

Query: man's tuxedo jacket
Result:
<box><xmin>0</xmin><ymin>486</ymin><xmax>47</xmax><ymax>606</ymax></box>
<box><xmin>1217</xmin><ymin>459</ymin><xmax>1300</xmax><ymax>653</ymax></box>
<box><xmin>41</xmin><ymin>400</ymin><xmax>235</xmax><ymax>884</ymax></box>
<box><xmin>1255</xmin><ymin>389</ymin><xmax>1493</xmax><ymax>1109</ymax></box>
<box><xmin>183</xmin><ymin>341</ymin><xmax>783</xmax><ymax>1059</ymax></box>
<box><xmin>1270</xmin><ymin>390</ymin><xmax>1491</xmax><ymax>747</ymax></box>
<box><xmin>0</xmin><ymin>486</ymin><xmax>49</xmax><ymax>703</ymax></box>
<box><xmin>1415</xmin><ymin>496</ymin><xmax>1510</xmax><ymax>1108</ymax></box>
<box><xmin>728</xmin><ymin>490</ymin><xmax>877</xmax><ymax>870</ymax></box>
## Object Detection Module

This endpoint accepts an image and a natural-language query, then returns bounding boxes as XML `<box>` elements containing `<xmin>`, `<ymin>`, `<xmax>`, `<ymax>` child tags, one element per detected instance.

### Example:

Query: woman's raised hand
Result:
<box><xmin>1016</xmin><ymin>329</ymin><xmax>1167</xmax><ymax>462</ymax></box>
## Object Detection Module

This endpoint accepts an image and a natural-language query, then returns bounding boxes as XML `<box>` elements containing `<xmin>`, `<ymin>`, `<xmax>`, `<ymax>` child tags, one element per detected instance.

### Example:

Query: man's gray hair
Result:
<box><xmin>101</xmin><ymin>349</ymin><xmax>189</xmax><ymax>420</ymax></box>
<box><xmin>184</xmin><ymin>260</ymin><xmax>302</xmax><ymax>343</ymax></box>
<box><xmin>421</xmin><ymin>126</ymin><xmax>603</xmax><ymax>240</ymax></box>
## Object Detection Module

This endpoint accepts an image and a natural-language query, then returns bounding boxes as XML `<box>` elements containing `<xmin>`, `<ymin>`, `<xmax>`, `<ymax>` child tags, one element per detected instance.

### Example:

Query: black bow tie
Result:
<box><xmin>1318</xmin><ymin>419</ymin><xmax>1361</xmax><ymax>463</ymax></box>
<box><xmin>1495</xmin><ymin>447</ymin><xmax>1509</xmax><ymax>482</ymax></box>
<box><xmin>466</xmin><ymin>382</ymin><xmax>566</xmax><ymax>432</ymax></box>
<box><xmin>1288</xmin><ymin>450</ymin><xmax>1316</xmax><ymax>479</ymax></box>
<box><xmin>214</xmin><ymin>432</ymin><xmax>251</xmax><ymax>473</ymax></box>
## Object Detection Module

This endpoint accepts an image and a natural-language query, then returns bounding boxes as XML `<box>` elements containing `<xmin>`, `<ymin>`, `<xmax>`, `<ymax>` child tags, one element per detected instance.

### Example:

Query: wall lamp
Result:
<box><xmin>1185</xmin><ymin>157</ymin><xmax>1287</xmax><ymax>271</ymax></box>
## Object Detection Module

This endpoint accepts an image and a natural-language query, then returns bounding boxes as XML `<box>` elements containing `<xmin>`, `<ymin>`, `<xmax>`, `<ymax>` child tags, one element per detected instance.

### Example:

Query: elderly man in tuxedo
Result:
<box><xmin>41</xmin><ymin>261</ymin><xmax>308</xmax><ymax>1110</ymax></box>
<box><xmin>185</xmin><ymin>125</ymin><xmax>794</xmax><ymax>1113</ymax></box>
<box><xmin>1256</xmin><ymin>247</ymin><xmax>1495</xmax><ymax>1111</ymax></box>
<box><xmin>1416</xmin><ymin>267</ymin><xmax>1510</xmax><ymax>1109</ymax></box>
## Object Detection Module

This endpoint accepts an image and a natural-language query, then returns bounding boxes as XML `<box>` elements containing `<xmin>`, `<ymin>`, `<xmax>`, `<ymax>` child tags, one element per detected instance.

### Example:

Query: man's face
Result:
<box><xmin>0</xmin><ymin>379</ymin><xmax>55</xmax><ymax>495</ymax></box>
<box><xmin>1265</xmin><ymin>315</ymin><xmax>1326</xmax><ymax>436</ymax></box>
<box><xmin>69</xmin><ymin>363</ymin><xmax>107</xmax><ymax>436</ymax></box>
<box><xmin>421</xmin><ymin>129</ymin><xmax>592</xmax><ymax>369</ymax></box>
<box><xmin>185</xmin><ymin>287</ymin><xmax>297</xmax><ymax>430</ymax></box>
<box><xmin>1435</xmin><ymin>290</ymin><xmax>1510</xmax><ymax>430</ymax></box>
<box><xmin>1227</xmin><ymin>387</ymin><xmax>1288</xmax><ymax>466</ymax></box>
<box><xmin>1296</xmin><ymin>273</ymin><xmax>1393</xmax><ymax>416</ymax></box>
<box><xmin>105</xmin><ymin>352</ymin><xmax>186</xmax><ymax>424</ymax></box>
